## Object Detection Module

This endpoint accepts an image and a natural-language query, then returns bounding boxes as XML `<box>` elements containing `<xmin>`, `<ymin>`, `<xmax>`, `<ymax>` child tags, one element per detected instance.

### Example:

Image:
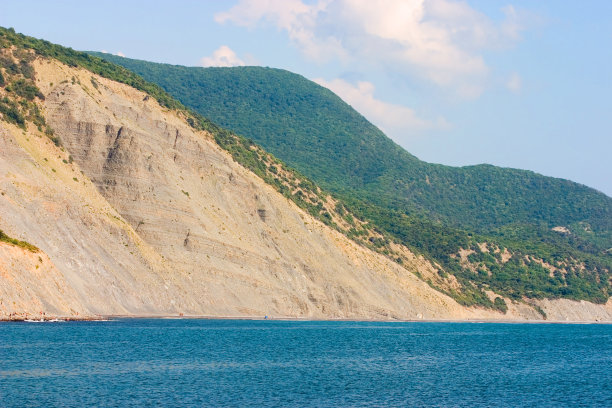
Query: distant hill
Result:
<box><xmin>85</xmin><ymin>53</ymin><xmax>612</xmax><ymax>308</ymax></box>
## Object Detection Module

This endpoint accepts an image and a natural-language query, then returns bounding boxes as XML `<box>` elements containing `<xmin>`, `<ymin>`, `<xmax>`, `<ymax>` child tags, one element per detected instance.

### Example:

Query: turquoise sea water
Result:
<box><xmin>0</xmin><ymin>319</ymin><xmax>610</xmax><ymax>407</ymax></box>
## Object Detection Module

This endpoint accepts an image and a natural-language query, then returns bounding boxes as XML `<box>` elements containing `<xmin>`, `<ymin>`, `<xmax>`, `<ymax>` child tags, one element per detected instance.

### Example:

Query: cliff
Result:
<box><xmin>0</xmin><ymin>48</ymin><xmax>610</xmax><ymax>321</ymax></box>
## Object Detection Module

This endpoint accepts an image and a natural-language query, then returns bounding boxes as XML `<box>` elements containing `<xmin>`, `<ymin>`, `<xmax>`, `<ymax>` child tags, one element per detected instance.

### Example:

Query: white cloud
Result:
<box><xmin>506</xmin><ymin>72</ymin><xmax>522</xmax><ymax>93</ymax></box>
<box><xmin>216</xmin><ymin>0</ymin><xmax>527</xmax><ymax>97</ymax></box>
<box><xmin>200</xmin><ymin>45</ymin><xmax>246</xmax><ymax>67</ymax></box>
<box><xmin>314</xmin><ymin>78</ymin><xmax>450</xmax><ymax>136</ymax></box>
<box><xmin>100</xmin><ymin>50</ymin><xmax>125</xmax><ymax>57</ymax></box>
<box><xmin>216</xmin><ymin>0</ymin><xmax>345</xmax><ymax>62</ymax></box>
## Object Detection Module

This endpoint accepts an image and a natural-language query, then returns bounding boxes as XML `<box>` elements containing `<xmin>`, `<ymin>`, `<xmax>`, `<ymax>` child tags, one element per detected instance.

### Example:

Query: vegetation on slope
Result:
<box><xmin>0</xmin><ymin>27</ymin><xmax>182</xmax><ymax>111</ymax></box>
<box><xmin>1</xmin><ymin>28</ymin><xmax>609</xmax><ymax>311</ymax></box>
<box><xmin>0</xmin><ymin>43</ymin><xmax>53</xmax><ymax>137</ymax></box>
<box><xmin>0</xmin><ymin>229</ymin><xmax>38</xmax><ymax>252</ymax></box>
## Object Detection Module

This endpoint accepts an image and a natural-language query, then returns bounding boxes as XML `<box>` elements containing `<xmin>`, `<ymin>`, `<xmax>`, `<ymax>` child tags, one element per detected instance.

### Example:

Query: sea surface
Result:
<box><xmin>0</xmin><ymin>319</ymin><xmax>610</xmax><ymax>407</ymax></box>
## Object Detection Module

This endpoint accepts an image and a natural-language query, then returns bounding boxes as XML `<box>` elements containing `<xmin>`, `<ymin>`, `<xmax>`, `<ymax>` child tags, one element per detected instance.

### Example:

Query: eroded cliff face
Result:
<box><xmin>1</xmin><ymin>57</ymin><xmax>610</xmax><ymax>321</ymax></box>
<box><xmin>0</xmin><ymin>114</ymin><xmax>189</xmax><ymax>318</ymax></box>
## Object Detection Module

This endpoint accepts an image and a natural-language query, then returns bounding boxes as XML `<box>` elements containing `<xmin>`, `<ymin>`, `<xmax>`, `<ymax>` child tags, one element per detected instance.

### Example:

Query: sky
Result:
<box><xmin>1</xmin><ymin>0</ymin><xmax>611</xmax><ymax>196</ymax></box>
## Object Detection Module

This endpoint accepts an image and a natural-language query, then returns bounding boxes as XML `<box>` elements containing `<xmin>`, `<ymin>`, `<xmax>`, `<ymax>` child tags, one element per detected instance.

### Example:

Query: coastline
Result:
<box><xmin>2</xmin><ymin>313</ymin><xmax>610</xmax><ymax>324</ymax></box>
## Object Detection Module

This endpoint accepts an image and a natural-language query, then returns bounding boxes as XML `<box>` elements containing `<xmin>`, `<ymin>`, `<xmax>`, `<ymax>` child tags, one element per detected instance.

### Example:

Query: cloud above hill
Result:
<box><xmin>200</xmin><ymin>45</ymin><xmax>246</xmax><ymax>67</ymax></box>
<box><xmin>216</xmin><ymin>0</ymin><xmax>528</xmax><ymax>97</ymax></box>
<box><xmin>314</xmin><ymin>78</ymin><xmax>450</xmax><ymax>135</ymax></box>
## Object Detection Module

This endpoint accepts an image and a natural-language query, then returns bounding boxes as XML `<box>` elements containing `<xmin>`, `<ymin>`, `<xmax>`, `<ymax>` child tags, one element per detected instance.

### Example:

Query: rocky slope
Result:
<box><xmin>1</xmin><ymin>51</ymin><xmax>611</xmax><ymax>321</ymax></box>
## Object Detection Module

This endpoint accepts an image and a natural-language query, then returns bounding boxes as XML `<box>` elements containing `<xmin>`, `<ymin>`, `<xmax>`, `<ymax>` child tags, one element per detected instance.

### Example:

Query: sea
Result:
<box><xmin>0</xmin><ymin>319</ymin><xmax>610</xmax><ymax>407</ymax></box>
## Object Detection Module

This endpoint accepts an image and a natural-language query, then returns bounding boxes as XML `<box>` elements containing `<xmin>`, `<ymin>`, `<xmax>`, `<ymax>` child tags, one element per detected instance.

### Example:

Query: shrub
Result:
<box><xmin>493</xmin><ymin>297</ymin><xmax>508</xmax><ymax>314</ymax></box>
<box><xmin>0</xmin><ymin>97</ymin><xmax>25</xmax><ymax>127</ymax></box>
<box><xmin>7</xmin><ymin>78</ymin><xmax>43</xmax><ymax>100</ymax></box>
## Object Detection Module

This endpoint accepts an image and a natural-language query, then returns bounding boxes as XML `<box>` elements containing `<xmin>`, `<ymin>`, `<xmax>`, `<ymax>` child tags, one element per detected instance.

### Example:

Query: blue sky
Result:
<box><xmin>1</xmin><ymin>0</ymin><xmax>610</xmax><ymax>196</ymax></box>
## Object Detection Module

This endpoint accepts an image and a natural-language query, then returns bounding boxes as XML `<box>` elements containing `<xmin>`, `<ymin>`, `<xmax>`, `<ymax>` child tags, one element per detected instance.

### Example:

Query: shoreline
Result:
<box><xmin>1</xmin><ymin>313</ymin><xmax>610</xmax><ymax>325</ymax></box>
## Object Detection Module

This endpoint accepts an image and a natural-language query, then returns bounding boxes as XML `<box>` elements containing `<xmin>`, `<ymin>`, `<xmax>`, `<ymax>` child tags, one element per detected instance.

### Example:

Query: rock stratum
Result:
<box><xmin>1</xmin><ymin>54</ymin><xmax>611</xmax><ymax>322</ymax></box>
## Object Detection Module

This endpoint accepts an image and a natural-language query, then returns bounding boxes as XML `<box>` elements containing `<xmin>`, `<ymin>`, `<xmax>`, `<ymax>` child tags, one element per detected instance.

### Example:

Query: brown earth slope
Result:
<box><xmin>1</xmin><ymin>56</ymin><xmax>610</xmax><ymax>321</ymax></box>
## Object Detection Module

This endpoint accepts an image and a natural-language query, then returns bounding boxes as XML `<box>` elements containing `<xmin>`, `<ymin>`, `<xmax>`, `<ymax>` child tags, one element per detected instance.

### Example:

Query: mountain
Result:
<box><xmin>89</xmin><ymin>53</ymin><xmax>611</xmax><ymax>308</ymax></box>
<box><xmin>0</xmin><ymin>28</ymin><xmax>610</xmax><ymax>321</ymax></box>
<box><xmin>1</xmin><ymin>27</ymin><xmax>493</xmax><ymax>321</ymax></box>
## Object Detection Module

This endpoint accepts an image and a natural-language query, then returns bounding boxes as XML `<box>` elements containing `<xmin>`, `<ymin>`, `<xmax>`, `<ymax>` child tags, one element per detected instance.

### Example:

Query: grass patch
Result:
<box><xmin>0</xmin><ymin>229</ymin><xmax>39</xmax><ymax>252</ymax></box>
